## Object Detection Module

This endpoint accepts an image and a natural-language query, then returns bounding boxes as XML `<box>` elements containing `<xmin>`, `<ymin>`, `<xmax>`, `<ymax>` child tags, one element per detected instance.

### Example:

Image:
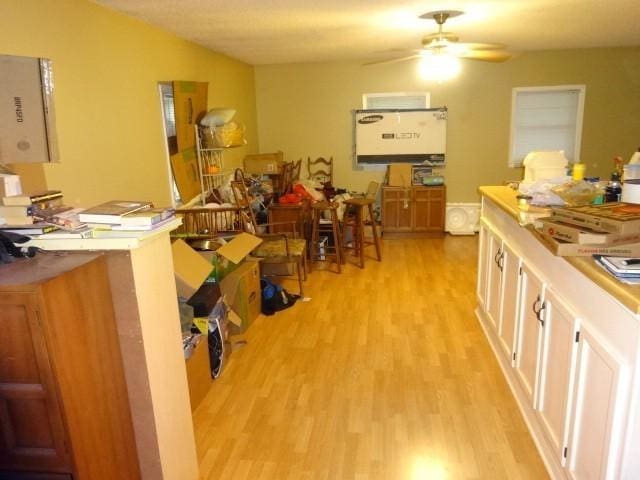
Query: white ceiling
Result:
<box><xmin>93</xmin><ymin>0</ymin><xmax>640</xmax><ymax>65</ymax></box>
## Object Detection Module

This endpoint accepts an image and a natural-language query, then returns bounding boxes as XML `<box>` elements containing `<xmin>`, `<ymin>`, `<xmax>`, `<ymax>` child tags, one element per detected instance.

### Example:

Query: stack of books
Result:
<box><xmin>0</xmin><ymin>190</ymin><xmax>64</xmax><ymax>235</ymax></box>
<box><xmin>78</xmin><ymin>201</ymin><xmax>175</xmax><ymax>238</ymax></box>
<box><xmin>593</xmin><ymin>256</ymin><xmax>640</xmax><ymax>285</ymax></box>
<box><xmin>536</xmin><ymin>203</ymin><xmax>640</xmax><ymax>257</ymax></box>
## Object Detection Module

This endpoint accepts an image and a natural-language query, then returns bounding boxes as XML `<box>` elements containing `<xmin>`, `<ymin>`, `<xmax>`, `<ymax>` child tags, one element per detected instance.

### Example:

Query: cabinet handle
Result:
<box><xmin>497</xmin><ymin>252</ymin><xmax>504</xmax><ymax>272</ymax></box>
<box><xmin>494</xmin><ymin>248</ymin><xmax>502</xmax><ymax>266</ymax></box>
<box><xmin>532</xmin><ymin>294</ymin><xmax>541</xmax><ymax>316</ymax></box>
<box><xmin>537</xmin><ymin>301</ymin><xmax>546</xmax><ymax>326</ymax></box>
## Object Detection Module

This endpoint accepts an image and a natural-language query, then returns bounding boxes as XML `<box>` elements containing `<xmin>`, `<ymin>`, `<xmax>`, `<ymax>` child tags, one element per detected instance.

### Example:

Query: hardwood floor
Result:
<box><xmin>193</xmin><ymin>236</ymin><xmax>548</xmax><ymax>479</ymax></box>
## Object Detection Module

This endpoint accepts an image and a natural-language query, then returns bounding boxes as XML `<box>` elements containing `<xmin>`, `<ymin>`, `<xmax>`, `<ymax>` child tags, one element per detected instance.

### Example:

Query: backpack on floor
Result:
<box><xmin>261</xmin><ymin>277</ymin><xmax>299</xmax><ymax>315</ymax></box>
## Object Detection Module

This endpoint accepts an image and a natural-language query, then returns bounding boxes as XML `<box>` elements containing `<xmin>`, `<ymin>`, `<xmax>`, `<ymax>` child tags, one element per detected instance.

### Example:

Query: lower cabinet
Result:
<box><xmin>0</xmin><ymin>254</ymin><xmax>140</xmax><ymax>479</ymax></box>
<box><xmin>477</xmin><ymin>219</ymin><xmax>630</xmax><ymax>479</ymax></box>
<box><xmin>565</xmin><ymin>324</ymin><xmax>624</xmax><ymax>480</ymax></box>
<box><xmin>382</xmin><ymin>186</ymin><xmax>445</xmax><ymax>234</ymax></box>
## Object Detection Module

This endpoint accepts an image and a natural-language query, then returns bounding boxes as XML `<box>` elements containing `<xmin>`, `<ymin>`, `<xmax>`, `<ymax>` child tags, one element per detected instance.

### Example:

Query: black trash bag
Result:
<box><xmin>261</xmin><ymin>277</ymin><xmax>299</xmax><ymax>315</ymax></box>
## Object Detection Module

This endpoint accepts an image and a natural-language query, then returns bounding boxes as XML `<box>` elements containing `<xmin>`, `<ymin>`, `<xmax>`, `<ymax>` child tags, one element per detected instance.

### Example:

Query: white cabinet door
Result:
<box><xmin>566</xmin><ymin>325</ymin><xmax>626</xmax><ymax>480</ymax></box>
<box><xmin>485</xmin><ymin>230</ymin><xmax>503</xmax><ymax>331</ymax></box>
<box><xmin>497</xmin><ymin>242</ymin><xmax>522</xmax><ymax>365</ymax></box>
<box><xmin>536</xmin><ymin>288</ymin><xmax>580</xmax><ymax>462</ymax></box>
<box><xmin>476</xmin><ymin>224</ymin><xmax>490</xmax><ymax>309</ymax></box>
<box><xmin>514</xmin><ymin>263</ymin><xmax>545</xmax><ymax>405</ymax></box>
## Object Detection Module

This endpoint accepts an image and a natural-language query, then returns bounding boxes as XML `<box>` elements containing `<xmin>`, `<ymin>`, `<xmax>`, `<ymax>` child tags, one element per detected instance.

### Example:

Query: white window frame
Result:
<box><xmin>362</xmin><ymin>91</ymin><xmax>430</xmax><ymax>109</ymax></box>
<box><xmin>509</xmin><ymin>85</ymin><xmax>586</xmax><ymax>167</ymax></box>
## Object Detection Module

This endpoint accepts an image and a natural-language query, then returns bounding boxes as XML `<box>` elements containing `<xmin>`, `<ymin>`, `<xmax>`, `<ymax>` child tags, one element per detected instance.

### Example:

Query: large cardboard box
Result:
<box><xmin>221</xmin><ymin>260</ymin><xmax>261</xmax><ymax>334</ymax></box>
<box><xmin>243</xmin><ymin>151</ymin><xmax>284</xmax><ymax>175</ymax></box>
<box><xmin>388</xmin><ymin>164</ymin><xmax>413</xmax><ymax>187</ymax></box>
<box><xmin>171</xmin><ymin>239</ymin><xmax>214</xmax><ymax>299</ymax></box>
<box><xmin>184</xmin><ymin>334</ymin><xmax>210</xmax><ymax>412</ymax></box>
<box><xmin>0</xmin><ymin>55</ymin><xmax>58</xmax><ymax>164</ymax></box>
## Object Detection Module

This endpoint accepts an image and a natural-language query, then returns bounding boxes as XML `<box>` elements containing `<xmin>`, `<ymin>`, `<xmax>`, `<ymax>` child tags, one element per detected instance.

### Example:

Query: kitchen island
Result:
<box><xmin>476</xmin><ymin>186</ymin><xmax>640</xmax><ymax>479</ymax></box>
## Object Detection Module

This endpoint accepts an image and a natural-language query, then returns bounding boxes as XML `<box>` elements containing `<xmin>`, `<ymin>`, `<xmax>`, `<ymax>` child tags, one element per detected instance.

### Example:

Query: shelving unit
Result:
<box><xmin>195</xmin><ymin>125</ymin><xmax>228</xmax><ymax>205</ymax></box>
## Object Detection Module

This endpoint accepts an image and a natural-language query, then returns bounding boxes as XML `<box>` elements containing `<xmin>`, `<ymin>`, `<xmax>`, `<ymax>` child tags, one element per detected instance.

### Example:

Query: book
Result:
<box><xmin>533</xmin><ymin>228</ymin><xmax>640</xmax><ymax>257</ymax></box>
<box><xmin>119</xmin><ymin>207</ymin><xmax>175</xmax><ymax>227</ymax></box>
<box><xmin>596</xmin><ymin>256</ymin><xmax>640</xmax><ymax>275</ymax></box>
<box><xmin>0</xmin><ymin>223</ymin><xmax>58</xmax><ymax>235</ymax></box>
<box><xmin>111</xmin><ymin>216</ymin><xmax>176</xmax><ymax>231</ymax></box>
<box><xmin>538</xmin><ymin>218</ymin><xmax>640</xmax><ymax>245</ymax></box>
<box><xmin>593</xmin><ymin>258</ymin><xmax>640</xmax><ymax>285</ymax></box>
<box><xmin>551</xmin><ymin>203</ymin><xmax>640</xmax><ymax>235</ymax></box>
<box><xmin>78</xmin><ymin>200</ymin><xmax>152</xmax><ymax>224</ymax></box>
<box><xmin>42</xmin><ymin>207</ymin><xmax>86</xmax><ymax>230</ymax></box>
<box><xmin>0</xmin><ymin>205</ymin><xmax>34</xmax><ymax>217</ymax></box>
<box><xmin>36</xmin><ymin>226</ymin><xmax>94</xmax><ymax>239</ymax></box>
<box><xmin>3</xmin><ymin>190</ymin><xmax>62</xmax><ymax>206</ymax></box>
<box><xmin>1</xmin><ymin>216</ymin><xmax>34</xmax><ymax>226</ymax></box>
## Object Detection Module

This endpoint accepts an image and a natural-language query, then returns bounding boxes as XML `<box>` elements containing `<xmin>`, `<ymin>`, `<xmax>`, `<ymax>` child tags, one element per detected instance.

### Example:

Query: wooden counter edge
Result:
<box><xmin>479</xmin><ymin>185</ymin><xmax>640</xmax><ymax>315</ymax></box>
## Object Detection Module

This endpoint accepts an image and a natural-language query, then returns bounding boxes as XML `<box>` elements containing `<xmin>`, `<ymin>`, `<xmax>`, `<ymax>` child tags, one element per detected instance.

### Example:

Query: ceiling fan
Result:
<box><xmin>367</xmin><ymin>10</ymin><xmax>511</xmax><ymax>66</ymax></box>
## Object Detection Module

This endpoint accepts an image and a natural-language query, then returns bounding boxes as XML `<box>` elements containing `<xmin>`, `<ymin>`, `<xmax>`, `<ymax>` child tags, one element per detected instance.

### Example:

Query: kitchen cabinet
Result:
<box><xmin>484</xmin><ymin>228</ymin><xmax>503</xmax><ymax>331</ymax></box>
<box><xmin>565</xmin><ymin>324</ymin><xmax>625</xmax><ymax>479</ymax></box>
<box><xmin>536</xmin><ymin>288</ymin><xmax>580</xmax><ymax>462</ymax></box>
<box><xmin>0</xmin><ymin>254</ymin><xmax>140</xmax><ymax>479</ymax></box>
<box><xmin>514</xmin><ymin>263</ymin><xmax>546</xmax><ymax>405</ymax></box>
<box><xmin>476</xmin><ymin>225</ymin><xmax>489</xmax><ymax>310</ymax></box>
<box><xmin>496</xmin><ymin>242</ymin><xmax>522</xmax><ymax>364</ymax></box>
<box><xmin>476</xmin><ymin>187</ymin><xmax>638</xmax><ymax>479</ymax></box>
<box><xmin>382</xmin><ymin>186</ymin><xmax>445</xmax><ymax>234</ymax></box>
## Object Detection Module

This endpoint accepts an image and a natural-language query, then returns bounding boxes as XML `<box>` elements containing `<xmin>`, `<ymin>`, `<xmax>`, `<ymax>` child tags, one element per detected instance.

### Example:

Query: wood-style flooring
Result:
<box><xmin>194</xmin><ymin>236</ymin><xmax>548</xmax><ymax>479</ymax></box>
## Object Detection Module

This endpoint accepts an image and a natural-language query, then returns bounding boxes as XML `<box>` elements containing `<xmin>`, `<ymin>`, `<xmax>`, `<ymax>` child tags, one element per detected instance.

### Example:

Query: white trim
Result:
<box><xmin>509</xmin><ymin>84</ymin><xmax>586</xmax><ymax>168</ymax></box>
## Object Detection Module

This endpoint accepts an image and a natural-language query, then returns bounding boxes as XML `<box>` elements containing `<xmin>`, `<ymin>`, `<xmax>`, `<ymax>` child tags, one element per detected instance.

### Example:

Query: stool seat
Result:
<box><xmin>342</xmin><ymin>198</ymin><xmax>381</xmax><ymax>268</ymax></box>
<box><xmin>310</xmin><ymin>201</ymin><xmax>343</xmax><ymax>273</ymax></box>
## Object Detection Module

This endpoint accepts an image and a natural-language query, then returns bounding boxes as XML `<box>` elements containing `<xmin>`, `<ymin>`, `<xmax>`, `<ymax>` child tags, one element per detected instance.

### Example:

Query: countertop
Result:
<box><xmin>479</xmin><ymin>185</ymin><xmax>640</xmax><ymax>315</ymax></box>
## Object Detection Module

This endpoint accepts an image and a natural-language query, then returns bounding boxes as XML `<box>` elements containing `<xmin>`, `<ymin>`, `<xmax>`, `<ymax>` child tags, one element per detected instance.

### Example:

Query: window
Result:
<box><xmin>509</xmin><ymin>85</ymin><xmax>585</xmax><ymax>167</ymax></box>
<box><xmin>362</xmin><ymin>92</ymin><xmax>430</xmax><ymax>109</ymax></box>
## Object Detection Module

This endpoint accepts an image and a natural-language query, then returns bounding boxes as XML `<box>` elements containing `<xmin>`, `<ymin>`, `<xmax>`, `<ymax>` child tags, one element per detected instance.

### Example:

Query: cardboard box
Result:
<box><xmin>388</xmin><ymin>164</ymin><xmax>413</xmax><ymax>187</ymax></box>
<box><xmin>221</xmin><ymin>260</ymin><xmax>261</xmax><ymax>334</ymax></box>
<box><xmin>196</xmin><ymin>232</ymin><xmax>263</xmax><ymax>281</ymax></box>
<box><xmin>0</xmin><ymin>173</ymin><xmax>21</xmax><ymax>198</ymax></box>
<box><xmin>0</xmin><ymin>55</ymin><xmax>58</xmax><ymax>164</ymax></box>
<box><xmin>243</xmin><ymin>151</ymin><xmax>284</xmax><ymax>175</ymax></box>
<box><xmin>184</xmin><ymin>334</ymin><xmax>211</xmax><ymax>412</ymax></box>
<box><xmin>171</xmin><ymin>239</ymin><xmax>215</xmax><ymax>299</ymax></box>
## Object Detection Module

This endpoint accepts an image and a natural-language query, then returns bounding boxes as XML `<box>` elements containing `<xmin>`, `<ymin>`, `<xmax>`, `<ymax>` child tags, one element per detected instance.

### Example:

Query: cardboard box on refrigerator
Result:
<box><xmin>0</xmin><ymin>55</ymin><xmax>58</xmax><ymax>164</ymax></box>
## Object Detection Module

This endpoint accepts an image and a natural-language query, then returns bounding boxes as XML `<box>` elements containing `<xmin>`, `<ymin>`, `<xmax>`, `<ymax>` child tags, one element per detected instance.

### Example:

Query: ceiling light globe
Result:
<box><xmin>418</xmin><ymin>54</ymin><xmax>461</xmax><ymax>82</ymax></box>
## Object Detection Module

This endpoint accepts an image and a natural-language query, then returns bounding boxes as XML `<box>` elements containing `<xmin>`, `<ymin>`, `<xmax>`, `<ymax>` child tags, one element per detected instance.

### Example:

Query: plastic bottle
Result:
<box><xmin>572</xmin><ymin>163</ymin><xmax>586</xmax><ymax>181</ymax></box>
<box><xmin>605</xmin><ymin>172</ymin><xmax>622</xmax><ymax>203</ymax></box>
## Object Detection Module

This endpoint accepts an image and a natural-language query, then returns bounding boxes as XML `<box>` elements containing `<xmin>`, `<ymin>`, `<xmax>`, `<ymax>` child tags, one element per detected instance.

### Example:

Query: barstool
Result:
<box><xmin>310</xmin><ymin>201</ymin><xmax>343</xmax><ymax>273</ymax></box>
<box><xmin>342</xmin><ymin>198</ymin><xmax>382</xmax><ymax>269</ymax></box>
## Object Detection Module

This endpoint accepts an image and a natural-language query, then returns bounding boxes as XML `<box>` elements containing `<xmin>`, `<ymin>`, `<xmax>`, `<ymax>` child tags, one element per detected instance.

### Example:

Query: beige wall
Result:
<box><xmin>1</xmin><ymin>0</ymin><xmax>258</xmax><ymax>207</ymax></box>
<box><xmin>255</xmin><ymin>47</ymin><xmax>640</xmax><ymax>202</ymax></box>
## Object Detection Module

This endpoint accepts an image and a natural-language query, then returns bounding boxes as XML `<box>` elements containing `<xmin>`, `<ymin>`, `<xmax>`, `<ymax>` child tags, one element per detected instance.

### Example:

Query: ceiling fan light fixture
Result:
<box><xmin>418</xmin><ymin>53</ymin><xmax>461</xmax><ymax>82</ymax></box>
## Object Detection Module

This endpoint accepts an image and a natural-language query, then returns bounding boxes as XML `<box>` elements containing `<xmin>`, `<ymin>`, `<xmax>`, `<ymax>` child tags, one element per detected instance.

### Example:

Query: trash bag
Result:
<box><xmin>261</xmin><ymin>277</ymin><xmax>299</xmax><ymax>315</ymax></box>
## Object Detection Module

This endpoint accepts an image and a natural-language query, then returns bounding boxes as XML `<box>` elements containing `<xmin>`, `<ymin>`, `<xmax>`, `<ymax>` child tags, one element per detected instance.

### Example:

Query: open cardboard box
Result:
<box><xmin>171</xmin><ymin>233</ymin><xmax>262</xmax><ymax>300</ymax></box>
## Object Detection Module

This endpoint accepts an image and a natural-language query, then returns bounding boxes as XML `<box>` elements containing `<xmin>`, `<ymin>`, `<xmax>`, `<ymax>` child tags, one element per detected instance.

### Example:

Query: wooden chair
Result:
<box><xmin>232</xmin><ymin>175</ymin><xmax>308</xmax><ymax>295</ymax></box>
<box><xmin>307</xmin><ymin>156</ymin><xmax>333</xmax><ymax>185</ymax></box>
<box><xmin>174</xmin><ymin>207</ymin><xmax>245</xmax><ymax>239</ymax></box>
<box><xmin>291</xmin><ymin>159</ymin><xmax>302</xmax><ymax>183</ymax></box>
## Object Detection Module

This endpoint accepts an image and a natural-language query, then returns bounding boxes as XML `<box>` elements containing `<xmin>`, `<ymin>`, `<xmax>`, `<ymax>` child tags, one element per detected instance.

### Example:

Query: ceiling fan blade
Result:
<box><xmin>363</xmin><ymin>54</ymin><xmax>421</xmax><ymax>66</ymax></box>
<box><xmin>458</xmin><ymin>50</ymin><xmax>512</xmax><ymax>63</ymax></box>
<box><xmin>455</xmin><ymin>42</ymin><xmax>506</xmax><ymax>51</ymax></box>
<box><xmin>422</xmin><ymin>32</ymin><xmax>459</xmax><ymax>44</ymax></box>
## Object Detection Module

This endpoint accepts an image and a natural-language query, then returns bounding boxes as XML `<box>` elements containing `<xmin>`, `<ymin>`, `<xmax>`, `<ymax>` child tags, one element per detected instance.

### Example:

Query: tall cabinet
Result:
<box><xmin>0</xmin><ymin>254</ymin><xmax>140</xmax><ymax>479</ymax></box>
